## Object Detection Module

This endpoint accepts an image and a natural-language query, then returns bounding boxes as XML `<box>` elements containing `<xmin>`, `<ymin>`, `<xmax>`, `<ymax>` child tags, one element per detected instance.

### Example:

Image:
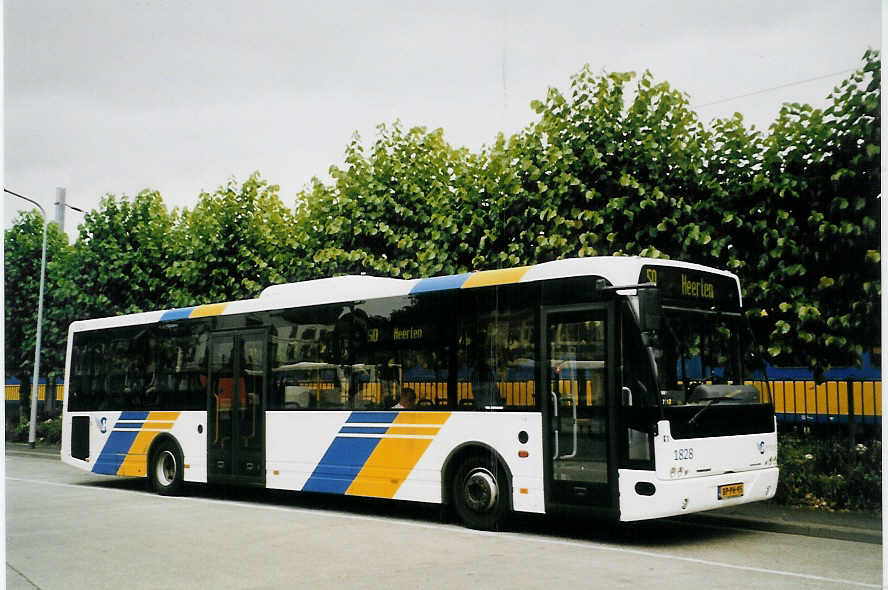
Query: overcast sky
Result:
<box><xmin>3</xmin><ymin>1</ymin><xmax>881</xmax><ymax>240</ymax></box>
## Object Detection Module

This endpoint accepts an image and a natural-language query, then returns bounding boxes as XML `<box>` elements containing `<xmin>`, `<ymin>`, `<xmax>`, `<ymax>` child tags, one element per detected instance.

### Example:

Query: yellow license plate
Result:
<box><xmin>718</xmin><ymin>483</ymin><xmax>744</xmax><ymax>500</ymax></box>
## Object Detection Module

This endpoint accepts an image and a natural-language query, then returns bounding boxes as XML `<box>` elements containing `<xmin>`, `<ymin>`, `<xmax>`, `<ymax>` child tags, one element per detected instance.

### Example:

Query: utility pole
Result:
<box><xmin>54</xmin><ymin>187</ymin><xmax>66</xmax><ymax>232</ymax></box>
<box><xmin>49</xmin><ymin>187</ymin><xmax>83</xmax><ymax>415</ymax></box>
<box><xmin>54</xmin><ymin>186</ymin><xmax>82</xmax><ymax>236</ymax></box>
<box><xmin>46</xmin><ymin>187</ymin><xmax>67</xmax><ymax>414</ymax></box>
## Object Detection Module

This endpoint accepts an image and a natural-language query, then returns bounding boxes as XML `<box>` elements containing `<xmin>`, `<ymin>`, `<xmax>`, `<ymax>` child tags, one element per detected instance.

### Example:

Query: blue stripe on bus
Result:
<box><xmin>92</xmin><ymin>431</ymin><xmax>139</xmax><ymax>475</ymax></box>
<box><xmin>346</xmin><ymin>412</ymin><xmax>397</xmax><ymax>424</ymax></box>
<box><xmin>119</xmin><ymin>411</ymin><xmax>150</xmax><ymax>421</ymax></box>
<box><xmin>159</xmin><ymin>308</ymin><xmax>195</xmax><ymax>322</ymax></box>
<box><xmin>113</xmin><ymin>423</ymin><xmax>144</xmax><ymax>429</ymax></box>
<box><xmin>302</xmin><ymin>437</ymin><xmax>381</xmax><ymax>494</ymax></box>
<box><xmin>339</xmin><ymin>426</ymin><xmax>389</xmax><ymax>434</ymax></box>
<box><xmin>409</xmin><ymin>273</ymin><xmax>471</xmax><ymax>294</ymax></box>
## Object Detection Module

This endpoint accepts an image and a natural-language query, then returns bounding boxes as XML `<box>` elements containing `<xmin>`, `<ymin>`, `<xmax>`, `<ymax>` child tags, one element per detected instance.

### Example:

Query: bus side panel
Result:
<box><xmin>265</xmin><ymin>411</ymin><xmax>349</xmax><ymax>492</ymax></box>
<box><xmin>265</xmin><ymin>411</ymin><xmax>545</xmax><ymax>514</ymax></box>
<box><xmin>61</xmin><ymin>411</ymin><xmax>121</xmax><ymax>471</ymax></box>
<box><xmin>396</xmin><ymin>412</ymin><xmax>544</xmax><ymax>514</ymax></box>
<box><xmin>61</xmin><ymin>410</ymin><xmax>207</xmax><ymax>483</ymax></box>
<box><xmin>176</xmin><ymin>412</ymin><xmax>207</xmax><ymax>483</ymax></box>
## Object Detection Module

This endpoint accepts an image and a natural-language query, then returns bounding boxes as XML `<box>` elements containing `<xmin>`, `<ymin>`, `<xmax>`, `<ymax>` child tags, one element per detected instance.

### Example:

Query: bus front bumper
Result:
<box><xmin>617</xmin><ymin>467</ymin><xmax>779</xmax><ymax>522</ymax></box>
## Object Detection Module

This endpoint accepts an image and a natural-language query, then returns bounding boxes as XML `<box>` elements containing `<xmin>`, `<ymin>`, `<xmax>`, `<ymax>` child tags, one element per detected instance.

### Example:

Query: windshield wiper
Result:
<box><xmin>687</xmin><ymin>397</ymin><xmax>730</xmax><ymax>426</ymax></box>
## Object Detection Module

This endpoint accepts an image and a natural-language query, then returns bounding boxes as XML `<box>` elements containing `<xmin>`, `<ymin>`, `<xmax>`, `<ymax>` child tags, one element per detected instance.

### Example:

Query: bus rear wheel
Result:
<box><xmin>149</xmin><ymin>439</ymin><xmax>184</xmax><ymax>496</ymax></box>
<box><xmin>451</xmin><ymin>453</ymin><xmax>509</xmax><ymax>531</ymax></box>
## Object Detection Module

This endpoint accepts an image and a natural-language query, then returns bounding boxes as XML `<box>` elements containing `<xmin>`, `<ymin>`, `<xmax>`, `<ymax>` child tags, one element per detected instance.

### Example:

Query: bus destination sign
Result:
<box><xmin>640</xmin><ymin>265</ymin><xmax>739</xmax><ymax>309</ymax></box>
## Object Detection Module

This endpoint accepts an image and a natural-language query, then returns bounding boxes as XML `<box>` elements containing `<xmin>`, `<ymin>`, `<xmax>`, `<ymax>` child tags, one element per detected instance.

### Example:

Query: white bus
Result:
<box><xmin>61</xmin><ymin>257</ymin><xmax>778</xmax><ymax>529</ymax></box>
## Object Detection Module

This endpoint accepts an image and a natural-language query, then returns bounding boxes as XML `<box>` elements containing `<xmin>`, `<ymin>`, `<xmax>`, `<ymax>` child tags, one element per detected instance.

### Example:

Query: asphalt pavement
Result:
<box><xmin>5</xmin><ymin>442</ymin><xmax>881</xmax><ymax>545</ymax></box>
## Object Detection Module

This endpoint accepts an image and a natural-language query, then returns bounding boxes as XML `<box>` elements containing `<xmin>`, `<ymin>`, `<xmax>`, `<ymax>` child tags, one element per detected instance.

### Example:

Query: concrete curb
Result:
<box><xmin>674</xmin><ymin>512</ymin><xmax>882</xmax><ymax>545</ymax></box>
<box><xmin>5</xmin><ymin>444</ymin><xmax>60</xmax><ymax>460</ymax></box>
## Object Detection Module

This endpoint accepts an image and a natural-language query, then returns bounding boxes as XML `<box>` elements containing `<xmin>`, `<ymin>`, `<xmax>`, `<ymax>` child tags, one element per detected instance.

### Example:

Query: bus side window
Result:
<box><xmin>455</xmin><ymin>287</ymin><xmax>536</xmax><ymax>411</ymax></box>
<box><xmin>147</xmin><ymin>322</ymin><xmax>208</xmax><ymax>411</ymax></box>
<box><xmin>69</xmin><ymin>332</ymin><xmax>104</xmax><ymax>412</ymax></box>
<box><xmin>269</xmin><ymin>308</ymin><xmax>342</xmax><ymax>410</ymax></box>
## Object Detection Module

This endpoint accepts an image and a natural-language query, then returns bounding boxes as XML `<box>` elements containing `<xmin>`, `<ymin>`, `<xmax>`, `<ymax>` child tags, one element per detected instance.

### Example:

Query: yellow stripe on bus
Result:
<box><xmin>346</xmin><ymin>412</ymin><xmax>451</xmax><ymax>499</ymax></box>
<box><xmin>386</xmin><ymin>426</ymin><xmax>441</xmax><ymax>436</ymax></box>
<box><xmin>142</xmin><ymin>422</ymin><xmax>175</xmax><ymax>430</ymax></box>
<box><xmin>190</xmin><ymin>303</ymin><xmax>228</xmax><ymax>318</ymax></box>
<box><xmin>116</xmin><ymin>411</ymin><xmax>181</xmax><ymax>477</ymax></box>
<box><xmin>393</xmin><ymin>412</ymin><xmax>450</xmax><ymax>425</ymax></box>
<box><xmin>117</xmin><ymin>431</ymin><xmax>159</xmax><ymax>477</ymax></box>
<box><xmin>147</xmin><ymin>411</ymin><xmax>181</xmax><ymax>422</ymax></box>
<box><xmin>346</xmin><ymin>437</ymin><xmax>434</xmax><ymax>498</ymax></box>
<box><xmin>461</xmin><ymin>266</ymin><xmax>531</xmax><ymax>289</ymax></box>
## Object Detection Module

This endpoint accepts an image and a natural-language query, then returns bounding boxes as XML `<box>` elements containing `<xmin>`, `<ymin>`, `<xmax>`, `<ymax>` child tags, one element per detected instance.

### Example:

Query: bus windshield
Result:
<box><xmin>653</xmin><ymin>308</ymin><xmax>769</xmax><ymax>408</ymax></box>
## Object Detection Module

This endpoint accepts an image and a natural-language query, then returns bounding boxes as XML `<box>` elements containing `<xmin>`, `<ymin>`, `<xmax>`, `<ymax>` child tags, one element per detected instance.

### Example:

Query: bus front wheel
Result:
<box><xmin>149</xmin><ymin>439</ymin><xmax>184</xmax><ymax>496</ymax></box>
<box><xmin>451</xmin><ymin>453</ymin><xmax>509</xmax><ymax>530</ymax></box>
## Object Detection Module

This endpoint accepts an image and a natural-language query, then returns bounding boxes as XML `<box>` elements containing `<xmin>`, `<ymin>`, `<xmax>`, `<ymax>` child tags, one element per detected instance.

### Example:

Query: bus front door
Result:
<box><xmin>545</xmin><ymin>306</ymin><xmax>616</xmax><ymax>511</ymax></box>
<box><xmin>208</xmin><ymin>331</ymin><xmax>266</xmax><ymax>485</ymax></box>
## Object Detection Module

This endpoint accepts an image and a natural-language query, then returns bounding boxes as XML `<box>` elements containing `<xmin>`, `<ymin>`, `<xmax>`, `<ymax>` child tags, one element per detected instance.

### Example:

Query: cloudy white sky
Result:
<box><xmin>3</xmin><ymin>1</ymin><xmax>881</xmax><ymax>239</ymax></box>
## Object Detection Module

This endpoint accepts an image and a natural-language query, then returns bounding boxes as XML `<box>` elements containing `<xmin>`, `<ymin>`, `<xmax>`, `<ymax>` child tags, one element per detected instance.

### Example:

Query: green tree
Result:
<box><xmin>55</xmin><ymin>189</ymin><xmax>174</xmax><ymax>319</ymax></box>
<box><xmin>293</xmin><ymin>50</ymin><xmax>879</xmax><ymax>378</ymax></box>
<box><xmin>736</xmin><ymin>49</ymin><xmax>880</xmax><ymax>376</ymax></box>
<box><xmin>487</xmin><ymin>53</ymin><xmax>879</xmax><ymax>377</ymax></box>
<box><xmin>4</xmin><ymin>211</ymin><xmax>70</xmax><ymax>418</ymax></box>
<box><xmin>487</xmin><ymin>68</ymin><xmax>715</xmax><ymax>268</ymax></box>
<box><xmin>166</xmin><ymin>173</ymin><xmax>299</xmax><ymax>305</ymax></box>
<box><xmin>8</xmin><ymin>52</ymin><xmax>871</xmax><ymax>388</ymax></box>
<box><xmin>295</xmin><ymin>123</ymin><xmax>479</xmax><ymax>278</ymax></box>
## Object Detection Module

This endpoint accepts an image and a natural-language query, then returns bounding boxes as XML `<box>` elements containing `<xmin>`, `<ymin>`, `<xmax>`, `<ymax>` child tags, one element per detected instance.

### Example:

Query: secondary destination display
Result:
<box><xmin>367</xmin><ymin>325</ymin><xmax>426</xmax><ymax>344</ymax></box>
<box><xmin>639</xmin><ymin>265</ymin><xmax>740</xmax><ymax>309</ymax></box>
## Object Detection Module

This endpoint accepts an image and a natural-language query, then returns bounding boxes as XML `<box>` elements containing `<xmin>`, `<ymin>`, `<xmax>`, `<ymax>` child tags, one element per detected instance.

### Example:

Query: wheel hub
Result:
<box><xmin>464</xmin><ymin>468</ymin><xmax>497</xmax><ymax>512</ymax></box>
<box><xmin>156</xmin><ymin>450</ymin><xmax>177</xmax><ymax>487</ymax></box>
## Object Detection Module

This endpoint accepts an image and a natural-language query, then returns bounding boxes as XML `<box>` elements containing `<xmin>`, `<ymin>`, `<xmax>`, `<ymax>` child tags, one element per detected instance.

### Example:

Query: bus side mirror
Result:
<box><xmin>638</xmin><ymin>287</ymin><xmax>662</xmax><ymax>332</ymax></box>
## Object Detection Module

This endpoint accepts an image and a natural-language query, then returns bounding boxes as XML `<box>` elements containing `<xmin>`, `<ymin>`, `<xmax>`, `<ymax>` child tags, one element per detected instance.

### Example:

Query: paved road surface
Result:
<box><xmin>6</xmin><ymin>453</ymin><xmax>882</xmax><ymax>589</ymax></box>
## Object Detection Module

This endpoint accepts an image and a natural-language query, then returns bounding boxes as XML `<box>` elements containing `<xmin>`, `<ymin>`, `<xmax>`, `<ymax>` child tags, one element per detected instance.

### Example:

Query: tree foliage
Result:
<box><xmin>4</xmin><ymin>210</ymin><xmax>69</xmax><ymax>378</ymax></box>
<box><xmin>736</xmin><ymin>49</ymin><xmax>881</xmax><ymax>375</ymax></box>
<box><xmin>4</xmin><ymin>50</ymin><xmax>880</xmax><ymax>383</ymax></box>
<box><xmin>294</xmin><ymin>123</ymin><xmax>479</xmax><ymax>278</ymax></box>
<box><xmin>296</xmin><ymin>51</ymin><xmax>880</xmax><ymax>378</ymax></box>
<box><xmin>55</xmin><ymin>189</ymin><xmax>174</xmax><ymax>320</ymax></box>
<box><xmin>166</xmin><ymin>173</ymin><xmax>299</xmax><ymax>305</ymax></box>
<box><xmin>486</xmin><ymin>68</ymin><xmax>716</xmax><ymax>266</ymax></box>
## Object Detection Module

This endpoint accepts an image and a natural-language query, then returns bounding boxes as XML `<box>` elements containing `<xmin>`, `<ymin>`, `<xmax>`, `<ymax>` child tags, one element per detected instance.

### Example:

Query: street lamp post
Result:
<box><xmin>5</xmin><ymin>188</ymin><xmax>48</xmax><ymax>448</ymax></box>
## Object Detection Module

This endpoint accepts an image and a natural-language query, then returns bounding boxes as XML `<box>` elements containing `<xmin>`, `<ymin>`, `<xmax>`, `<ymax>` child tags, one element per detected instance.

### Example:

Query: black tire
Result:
<box><xmin>451</xmin><ymin>453</ymin><xmax>509</xmax><ymax>531</ymax></box>
<box><xmin>149</xmin><ymin>438</ymin><xmax>185</xmax><ymax>496</ymax></box>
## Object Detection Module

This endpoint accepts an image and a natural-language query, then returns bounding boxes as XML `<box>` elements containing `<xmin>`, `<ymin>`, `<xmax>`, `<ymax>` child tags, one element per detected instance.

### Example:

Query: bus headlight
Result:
<box><xmin>670</xmin><ymin>466</ymin><xmax>689</xmax><ymax>479</ymax></box>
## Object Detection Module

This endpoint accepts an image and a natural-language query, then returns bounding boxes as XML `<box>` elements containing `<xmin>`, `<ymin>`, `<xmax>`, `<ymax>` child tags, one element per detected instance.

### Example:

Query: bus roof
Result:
<box><xmin>69</xmin><ymin>256</ymin><xmax>739</xmax><ymax>332</ymax></box>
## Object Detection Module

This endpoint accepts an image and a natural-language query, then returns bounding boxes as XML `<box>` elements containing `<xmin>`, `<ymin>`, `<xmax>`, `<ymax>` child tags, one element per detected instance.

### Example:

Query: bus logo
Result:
<box><xmin>95</xmin><ymin>416</ymin><xmax>107</xmax><ymax>434</ymax></box>
<box><xmin>758</xmin><ymin>441</ymin><xmax>765</xmax><ymax>455</ymax></box>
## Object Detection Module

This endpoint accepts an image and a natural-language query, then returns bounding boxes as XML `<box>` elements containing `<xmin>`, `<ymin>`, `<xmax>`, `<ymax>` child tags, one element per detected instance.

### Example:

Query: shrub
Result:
<box><xmin>5</xmin><ymin>416</ymin><xmax>62</xmax><ymax>445</ymax></box>
<box><xmin>775</xmin><ymin>434</ymin><xmax>881</xmax><ymax>512</ymax></box>
<box><xmin>5</xmin><ymin>419</ymin><xmax>29</xmax><ymax>442</ymax></box>
<box><xmin>36</xmin><ymin>417</ymin><xmax>62</xmax><ymax>444</ymax></box>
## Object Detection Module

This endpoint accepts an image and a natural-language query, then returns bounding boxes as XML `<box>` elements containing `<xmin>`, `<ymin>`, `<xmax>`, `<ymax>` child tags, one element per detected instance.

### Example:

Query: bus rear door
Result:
<box><xmin>208</xmin><ymin>330</ymin><xmax>267</xmax><ymax>485</ymax></box>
